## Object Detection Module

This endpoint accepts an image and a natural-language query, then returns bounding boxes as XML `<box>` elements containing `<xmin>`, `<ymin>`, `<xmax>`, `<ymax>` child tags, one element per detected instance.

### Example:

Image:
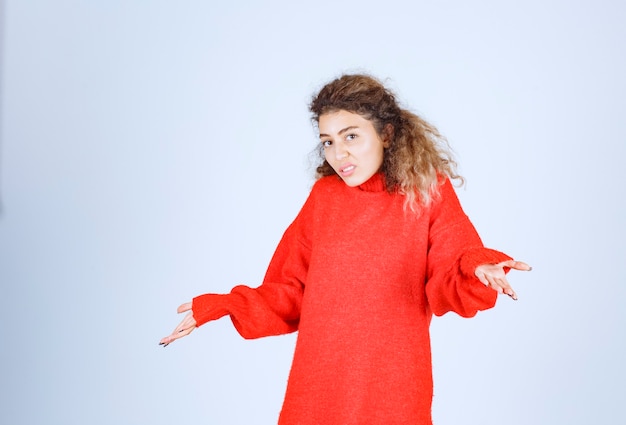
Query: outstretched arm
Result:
<box><xmin>158</xmin><ymin>183</ymin><xmax>318</xmax><ymax>346</ymax></box>
<box><xmin>156</xmin><ymin>230</ymin><xmax>307</xmax><ymax>346</ymax></box>
<box><xmin>425</xmin><ymin>179</ymin><xmax>530</xmax><ymax>316</ymax></box>
<box><xmin>157</xmin><ymin>222</ymin><xmax>308</xmax><ymax>346</ymax></box>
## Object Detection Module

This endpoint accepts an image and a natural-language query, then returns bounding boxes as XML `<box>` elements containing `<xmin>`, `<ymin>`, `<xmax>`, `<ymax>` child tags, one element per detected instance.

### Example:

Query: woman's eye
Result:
<box><xmin>346</xmin><ymin>133</ymin><xmax>357</xmax><ymax>141</ymax></box>
<box><xmin>322</xmin><ymin>140</ymin><xmax>332</xmax><ymax>148</ymax></box>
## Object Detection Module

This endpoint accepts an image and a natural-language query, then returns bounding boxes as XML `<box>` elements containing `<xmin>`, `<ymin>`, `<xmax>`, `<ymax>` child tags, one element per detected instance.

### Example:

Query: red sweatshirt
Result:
<box><xmin>192</xmin><ymin>173</ymin><xmax>511</xmax><ymax>424</ymax></box>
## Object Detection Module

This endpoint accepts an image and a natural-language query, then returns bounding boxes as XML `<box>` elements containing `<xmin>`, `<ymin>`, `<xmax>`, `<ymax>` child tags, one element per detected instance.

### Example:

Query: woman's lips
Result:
<box><xmin>339</xmin><ymin>164</ymin><xmax>356</xmax><ymax>177</ymax></box>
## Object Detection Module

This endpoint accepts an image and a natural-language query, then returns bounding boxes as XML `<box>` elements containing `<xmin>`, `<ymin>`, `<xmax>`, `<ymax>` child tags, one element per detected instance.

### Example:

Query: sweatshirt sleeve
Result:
<box><xmin>424</xmin><ymin>179</ymin><xmax>512</xmax><ymax>317</ymax></box>
<box><xmin>191</xmin><ymin>190</ymin><xmax>314</xmax><ymax>340</ymax></box>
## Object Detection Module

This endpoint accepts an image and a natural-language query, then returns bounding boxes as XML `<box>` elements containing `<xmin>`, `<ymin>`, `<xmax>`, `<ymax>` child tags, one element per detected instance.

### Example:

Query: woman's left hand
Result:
<box><xmin>474</xmin><ymin>260</ymin><xmax>532</xmax><ymax>300</ymax></box>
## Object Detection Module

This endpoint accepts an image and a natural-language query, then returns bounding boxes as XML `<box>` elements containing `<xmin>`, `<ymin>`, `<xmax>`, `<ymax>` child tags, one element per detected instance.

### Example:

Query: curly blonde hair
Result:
<box><xmin>310</xmin><ymin>74</ymin><xmax>463</xmax><ymax>210</ymax></box>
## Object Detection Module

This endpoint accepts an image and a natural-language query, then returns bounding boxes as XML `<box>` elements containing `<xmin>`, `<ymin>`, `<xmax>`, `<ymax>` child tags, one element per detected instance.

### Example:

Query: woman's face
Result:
<box><xmin>318</xmin><ymin>110</ymin><xmax>388</xmax><ymax>187</ymax></box>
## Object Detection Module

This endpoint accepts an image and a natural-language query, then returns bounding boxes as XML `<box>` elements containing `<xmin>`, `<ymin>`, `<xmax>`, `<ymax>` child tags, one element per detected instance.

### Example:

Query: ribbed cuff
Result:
<box><xmin>459</xmin><ymin>247</ymin><xmax>513</xmax><ymax>279</ymax></box>
<box><xmin>192</xmin><ymin>293</ymin><xmax>232</xmax><ymax>327</ymax></box>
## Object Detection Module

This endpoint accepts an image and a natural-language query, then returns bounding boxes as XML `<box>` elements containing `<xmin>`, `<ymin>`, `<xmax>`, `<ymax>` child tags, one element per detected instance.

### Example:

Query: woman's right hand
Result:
<box><xmin>159</xmin><ymin>302</ymin><xmax>197</xmax><ymax>347</ymax></box>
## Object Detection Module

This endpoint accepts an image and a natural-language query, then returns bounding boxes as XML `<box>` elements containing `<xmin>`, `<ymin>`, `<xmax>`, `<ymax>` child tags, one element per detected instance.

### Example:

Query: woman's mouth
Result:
<box><xmin>340</xmin><ymin>164</ymin><xmax>356</xmax><ymax>177</ymax></box>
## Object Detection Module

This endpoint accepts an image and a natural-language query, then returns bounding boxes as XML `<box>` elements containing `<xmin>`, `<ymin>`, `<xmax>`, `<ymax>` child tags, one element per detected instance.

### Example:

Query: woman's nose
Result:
<box><xmin>335</xmin><ymin>144</ymin><xmax>349</xmax><ymax>160</ymax></box>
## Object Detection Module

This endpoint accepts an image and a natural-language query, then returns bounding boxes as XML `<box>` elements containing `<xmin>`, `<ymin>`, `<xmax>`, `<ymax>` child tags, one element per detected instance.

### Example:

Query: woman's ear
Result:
<box><xmin>382</xmin><ymin>123</ymin><xmax>394</xmax><ymax>148</ymax></box>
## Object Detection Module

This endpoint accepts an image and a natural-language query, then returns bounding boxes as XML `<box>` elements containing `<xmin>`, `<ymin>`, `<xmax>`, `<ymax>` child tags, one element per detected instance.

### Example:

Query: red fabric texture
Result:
<box><xmin>192</xmin><ymin>174</ymin><xmax>511</xmax><ymax>424</ymax></box>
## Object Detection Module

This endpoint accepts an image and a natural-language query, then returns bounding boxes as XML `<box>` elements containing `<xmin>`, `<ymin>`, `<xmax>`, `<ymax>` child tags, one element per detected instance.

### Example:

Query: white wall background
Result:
<box><xmin>1</xmin><ymin>1</ymin><xmax>624</xmax><ymax>424</ymax></box>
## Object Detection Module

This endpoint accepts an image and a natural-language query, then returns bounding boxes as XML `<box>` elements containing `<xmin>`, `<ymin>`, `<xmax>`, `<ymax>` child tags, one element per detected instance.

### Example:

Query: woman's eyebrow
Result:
<box><xmin>319</xmin><ymin>126</ymin><xmax>359</xmax><ymax>139</ymax></box>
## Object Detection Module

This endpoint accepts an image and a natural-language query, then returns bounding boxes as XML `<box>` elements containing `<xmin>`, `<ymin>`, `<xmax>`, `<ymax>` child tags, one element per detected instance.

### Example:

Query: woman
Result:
<box><xmin>160</xmin><ymin>74</ymin><xmax>531</xmax><ymax>424</ymax></box>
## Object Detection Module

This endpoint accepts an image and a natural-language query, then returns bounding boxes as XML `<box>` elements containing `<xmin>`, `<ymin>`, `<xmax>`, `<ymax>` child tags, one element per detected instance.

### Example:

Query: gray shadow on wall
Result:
<box><xmin>0</xmin><ymin>0</ymin><xmax>5</xmax><ymax>216</ymax></box>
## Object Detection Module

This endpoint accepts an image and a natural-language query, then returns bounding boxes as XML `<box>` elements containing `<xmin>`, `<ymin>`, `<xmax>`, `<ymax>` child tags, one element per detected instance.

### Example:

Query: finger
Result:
<box><xmin>485</xmin><ymin>275</ymin><xmax>503</xmax><ymax>293</ymax></box>
<box><xmin>172</xmin><ymin>324</ymin><xmax>195</xmax><ymax>341</ymax></box>
<box><xmin>494</xmin><ymin>276</ymin><xmax>518</xmax><ymax>300</ymax></box>
<box><xmin>475</xmin><ymin>271</ymin><xmax>489</xmax><ymax>287</ymax></box>
<box><xmin>177</xmin><ymin>302</ymin><xmax>192</xmax><ymax>313</ymax></box>
<box><xmin>499</xmin><ymin>260</ymin><xmax>532</xmax><ymax>271</ymax></box>
<box><xmin>510</xmin><ymin>261</ymin><xmax>532</xmax><ymax>271</ymax></box>
<box><xmin>162</xmin><ymin>313</ymin><xmax>197</xmax><ymax>345</ymax></box>
<box><xmin>474</xmin><ymin>267</ymin><xmax>492</xmax><ymax>286</ymax></box>
<box><xmin>164</xmin><ymin>326</ymin><xmax>193</xmax><ymax>342</ymax></box>
<box><xmin>503</xmin><ymin>287</ymin><xmax>518</xmax><ymax>300</ymax></box>
<box><xmin>172</xmin><ymin>314</ymin><xmax>194</xmax><ymax>335</ymax></box>
<box><xmin>159</xmin><ymin>324</ymin><xmax>194</xmax><ymax>346</ymax></box>
<box><xmin>159</xmin><ymin>303</ymin><xmax>193</xmax><ymax>347</ymax></box>
<box><xmin>159</xmin><ymin>334</ymin><xmax>175</xmax><ymax>346</ymax></box>
<box><xmin>177</xmin><ymin>326</ymin><xmax>194</xmax><ymax>338</ymax></box>
<box><xmin>489</xmin><ymin>276</ymin><xmax>515</xmax><ymax>298</ymax></box>
<box><xmin>501</xmin><ymin>284</ymin><xmax>518</xmax><ymax>300</ymax></box>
